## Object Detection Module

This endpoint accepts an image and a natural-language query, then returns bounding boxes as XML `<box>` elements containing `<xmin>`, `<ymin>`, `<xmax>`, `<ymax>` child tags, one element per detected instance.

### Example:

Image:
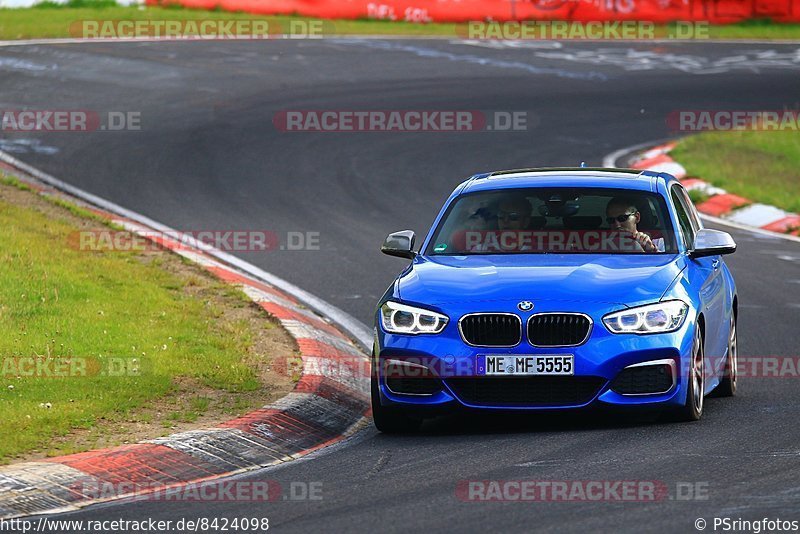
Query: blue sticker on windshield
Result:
<box><xmin>434</xmin><ymin>243</ymin><xmax>447</xmax><ymax>253</ymax></box>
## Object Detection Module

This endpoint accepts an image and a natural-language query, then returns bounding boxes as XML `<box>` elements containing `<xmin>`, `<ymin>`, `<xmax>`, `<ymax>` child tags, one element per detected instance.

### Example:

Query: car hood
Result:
<box><xmin>396</xmin><ymin>254</ymin><xmax>686</xmax><ymax>309</ymax></box>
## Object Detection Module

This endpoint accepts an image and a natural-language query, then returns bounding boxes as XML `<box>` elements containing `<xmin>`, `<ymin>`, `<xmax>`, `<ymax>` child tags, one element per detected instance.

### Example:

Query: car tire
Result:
<box><xmin>667</xmin><ymin>325</ymin><xmax>705</xmax><ymax>422</ymax></box>
<box><xmin>714</xmin><ymin>315</ymin><xmax>738</xmax><ymax>397</ymax></box>
<box><xmin>371</xmin><ymin>364</ymin><xmax>423</xmax><ymax>434</ymax></box>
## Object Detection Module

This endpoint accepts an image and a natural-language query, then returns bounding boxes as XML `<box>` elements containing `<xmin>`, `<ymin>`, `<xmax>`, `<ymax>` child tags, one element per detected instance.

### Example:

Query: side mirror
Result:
<box><xmin>381</xmin><ymin>230</ymin><xmax>417</xmax><ymax>260</ymax></box>
<box><xmin>690</xmin><ymin>228</ymin><xmax>737</xmax><ymax>258</ymax></box>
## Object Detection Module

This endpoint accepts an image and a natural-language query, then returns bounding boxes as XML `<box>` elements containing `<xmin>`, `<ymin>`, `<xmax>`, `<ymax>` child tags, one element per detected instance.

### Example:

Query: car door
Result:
<box><xmin>670</xmin><ymin>185</ymin><xmax>726</xmax><ymax>387</ymax></box>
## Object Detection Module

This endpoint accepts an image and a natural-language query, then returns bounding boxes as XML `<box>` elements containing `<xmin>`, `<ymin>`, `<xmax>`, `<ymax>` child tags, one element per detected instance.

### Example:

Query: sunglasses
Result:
<box><xmin>606</xmin><ymin>212</ymin><xmax>636</xmax><ymax>225</ymax></box>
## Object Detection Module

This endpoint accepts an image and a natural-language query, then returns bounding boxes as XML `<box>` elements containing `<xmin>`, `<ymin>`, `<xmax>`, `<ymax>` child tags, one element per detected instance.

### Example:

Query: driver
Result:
<box><xmin>605</xmin><ymin>196</ymin><xmax>664</xmax><ymax>253</ymax></box>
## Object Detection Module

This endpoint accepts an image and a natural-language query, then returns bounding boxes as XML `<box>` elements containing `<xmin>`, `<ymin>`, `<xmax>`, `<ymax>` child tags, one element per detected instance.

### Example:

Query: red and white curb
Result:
<box><xmin>624</xmin><ymin>142</ymin><xmax>800</xmax><ymax>237</ymax></box>
<box><xmin>0</xmin><ymin>157</ymin><xmax>371</xmax><ymax>520</ymax></box>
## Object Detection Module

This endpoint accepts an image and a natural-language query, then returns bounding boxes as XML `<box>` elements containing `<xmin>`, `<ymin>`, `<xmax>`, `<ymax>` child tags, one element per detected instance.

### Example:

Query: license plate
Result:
<box><xmin>477</xmin><ymin>355</ymin><xmax>574</xmax><ymax>376</ymax></box>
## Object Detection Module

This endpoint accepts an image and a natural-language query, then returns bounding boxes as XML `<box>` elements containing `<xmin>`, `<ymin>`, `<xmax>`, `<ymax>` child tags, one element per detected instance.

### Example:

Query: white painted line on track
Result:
<box><xmin>698</xmin><ymin>213</ymin><xmax>800</xmax><ymax>245</ymax></box>
<box><xmin>601</xmin><ymin>138</ymin><xmax>677</xmax><ymax>168</ymax></box>
<box><xmin>2</xmin><ymin>37</ymin><xmax>799</xmax><ymax>50</ymax></box>
<box><xmin>726</xmin><ymin>203</ymin><xmax>790</xmax><ymax>228</ymax></box>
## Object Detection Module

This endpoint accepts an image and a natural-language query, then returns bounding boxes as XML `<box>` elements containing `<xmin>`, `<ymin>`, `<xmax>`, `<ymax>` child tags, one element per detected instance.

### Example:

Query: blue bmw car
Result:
<box><xmin>372</xmin><ymin>167</ymin><xmax>738</xmax><ymax>432</ymax></box>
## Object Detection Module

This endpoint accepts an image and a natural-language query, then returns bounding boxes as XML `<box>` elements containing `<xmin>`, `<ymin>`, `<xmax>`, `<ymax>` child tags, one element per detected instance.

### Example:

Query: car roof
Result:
<box><xmin>460</xmin><ymin>167</ymin><xmax>676</xmax><ymax>195</ymax></box>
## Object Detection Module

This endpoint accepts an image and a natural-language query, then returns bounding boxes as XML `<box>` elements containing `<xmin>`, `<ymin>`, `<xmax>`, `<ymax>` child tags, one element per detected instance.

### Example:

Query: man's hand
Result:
<box><xmin>634</xmin><ymin>231</ymin><xmax>657</xmax><ymax>252</ymax></box>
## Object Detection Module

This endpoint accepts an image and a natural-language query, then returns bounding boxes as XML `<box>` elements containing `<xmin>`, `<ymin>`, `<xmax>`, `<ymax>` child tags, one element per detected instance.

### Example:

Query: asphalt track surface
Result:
<box><xmin>2</xmin><ymin>39</ymin><xmax>800</xmax><ymax>532</ymax></box>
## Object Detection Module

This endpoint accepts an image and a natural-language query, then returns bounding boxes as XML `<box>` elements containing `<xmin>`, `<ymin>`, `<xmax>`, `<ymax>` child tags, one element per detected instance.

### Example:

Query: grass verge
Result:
<box><xmin>2</xmin><ymin>4</ymin><xmax>800</xmax><ymax>40</ymax></box>
<box><xmin>0</xmin><ymin>173</ymin><xmax>297</xmax><ymax>463</ymax></box>
<box><xmin>671</xmin><ymin>130</ymin><xmax>800</xmax><ymax>214</ymax></box>
<box><xmin>0</xmin><ymin>5</ymin><xmax>457</xmax><ymax>39</ymax></box>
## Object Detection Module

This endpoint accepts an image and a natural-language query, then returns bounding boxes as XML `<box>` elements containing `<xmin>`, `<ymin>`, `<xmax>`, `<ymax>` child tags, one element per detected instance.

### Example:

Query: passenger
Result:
<box><xmin>496</xmin><ymin>196</ymin><xmax>533</xmax><ymax>231</ymax></box>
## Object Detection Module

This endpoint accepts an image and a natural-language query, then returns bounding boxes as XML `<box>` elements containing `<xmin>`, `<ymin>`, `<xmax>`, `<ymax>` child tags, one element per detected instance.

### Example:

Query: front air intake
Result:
<box><xmin>611</xmin><ymin>362</ymin><xmax>675</xmax><ymax>395</ymax></box>
<box><xmin>446</xmin><ymin>376</ymin><xmax>605</xmax><ymax>407</ymax></box>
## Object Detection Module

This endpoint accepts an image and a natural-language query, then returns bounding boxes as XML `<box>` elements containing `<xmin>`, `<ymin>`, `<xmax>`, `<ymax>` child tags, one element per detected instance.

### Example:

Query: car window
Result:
<box><xmin>678</xmin><ymin>186</ymin><xmax>704</xmax><ymax>232</ymax></box>
<box><xmin>426</xmin><ymin>187</ymin><xmax>677</xmax><ymax>255</ymax></box>
<box><xmin>670</xmin><ymin>186</ymin><xmax>696</xmax><ymax>249</ymax></box>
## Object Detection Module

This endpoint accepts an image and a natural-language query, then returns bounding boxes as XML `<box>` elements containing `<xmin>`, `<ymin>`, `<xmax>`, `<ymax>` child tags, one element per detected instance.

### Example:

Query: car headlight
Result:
<box><xmin>380</xmin><ymin>301</ymin><xmax>448</xmax><ymax>335</ymax></box>
<box><xmin>603</xmin><ymin>300</ymin><xmax>689</xmax><ymax>334</ymax></box>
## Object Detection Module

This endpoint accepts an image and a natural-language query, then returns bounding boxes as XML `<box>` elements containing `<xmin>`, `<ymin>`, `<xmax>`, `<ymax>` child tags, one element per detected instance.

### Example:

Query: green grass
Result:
<box><xmin>2</xmin><ymin>4</ymin><xmax>800</xmax><ymax>40</ymax></box>
<box><xmin>701</xmin><ymin>17</ymin><xmax>800</xmax><ymax>40</ymax></box>
<box><xmin>687</xmin><ymin>188</ymin><xmax>710</xmax><ymax>206</ymax></box>
<box><xmin>166</xmin><ymin>396</ymin><xmax>211</xmax><ymax>423</ymax></box>
<box><xmin>0</xmin><ymin>4</ymin><xmax>457</xmax><ymax>40</ymax></box>
<box><xmin>0</xmin><ymin>190</ymin><xmax>263</xmax><ymax>461</ymax></box>
<box><xmin>671</xmin><ymin>130</ymin><xmax>800</xmax><ymax>214</ymax></box>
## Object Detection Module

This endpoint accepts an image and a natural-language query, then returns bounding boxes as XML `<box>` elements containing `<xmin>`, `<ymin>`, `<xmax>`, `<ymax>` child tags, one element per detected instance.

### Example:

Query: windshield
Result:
<box><xmin>425</xmin><ymin>187</ymin><xmax>678</xmax><ymax>255</ymax></box>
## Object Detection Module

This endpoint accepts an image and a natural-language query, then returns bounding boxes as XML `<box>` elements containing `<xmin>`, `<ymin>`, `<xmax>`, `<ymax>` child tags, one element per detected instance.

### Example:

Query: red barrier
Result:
<box><xmin>147</xmin><ymin>0</ymin><xmax>800</xmax><ymax>24</ymax></box>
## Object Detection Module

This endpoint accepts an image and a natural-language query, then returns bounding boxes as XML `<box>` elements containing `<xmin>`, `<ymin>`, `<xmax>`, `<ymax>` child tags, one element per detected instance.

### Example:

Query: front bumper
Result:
<box><xmin>374</xmin><ymin>309</ymin><xmax>696</xmax><ymax>413</ymax></box>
